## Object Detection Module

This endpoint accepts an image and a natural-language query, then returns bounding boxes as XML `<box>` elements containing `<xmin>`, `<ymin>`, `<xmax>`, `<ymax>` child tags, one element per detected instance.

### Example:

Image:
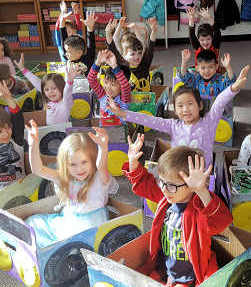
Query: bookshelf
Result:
<box><xmin>0</xmin><ymin>0</ymin><xmax>125</xmax><ymax>54</ymax></box>
<box><xmin>36</xmin><ymin>0</ymin><xmax>126</xmax><ymax>53</ymax></box>
<box><xmin>0</xmin><ymin>0</ymin><xmax>43</xmax><ymax>52</ymax></box>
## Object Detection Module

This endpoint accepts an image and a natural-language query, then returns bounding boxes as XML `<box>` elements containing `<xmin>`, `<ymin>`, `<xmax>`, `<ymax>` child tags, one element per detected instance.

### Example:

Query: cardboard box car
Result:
<box><xmin>0</xmin><ymin>196</ymin><xmax>143</xmax><ymax>287</ymax></box>
<box><xmin>223</xmin><ymin>150</ymin><xmax>251</xmax><ymax>233</ymax></box>
<box><xmin>80</xmin><ymin>225</ymin><xmax>251</xmax><ymax>287</ymax></box>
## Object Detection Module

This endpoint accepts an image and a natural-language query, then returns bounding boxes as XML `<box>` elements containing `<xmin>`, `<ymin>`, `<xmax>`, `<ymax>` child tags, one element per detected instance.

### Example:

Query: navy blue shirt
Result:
<box><xmin>161</xmin><ymin>203</ymin><xmax>195</xmax><ymax>284</ymax></box>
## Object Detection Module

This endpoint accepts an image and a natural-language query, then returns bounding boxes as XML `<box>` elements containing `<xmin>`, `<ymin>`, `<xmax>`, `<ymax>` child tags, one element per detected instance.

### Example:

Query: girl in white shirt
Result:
<box><xmin>25</xmin><ymin>120</ymin><xmax>118</xmax><ymax>248</ymax></box>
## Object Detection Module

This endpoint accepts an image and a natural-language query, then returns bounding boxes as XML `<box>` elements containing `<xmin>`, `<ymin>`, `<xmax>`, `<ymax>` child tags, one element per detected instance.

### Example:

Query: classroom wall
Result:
<box><xmin>125</xmin><ymin>0</ymin><xmax>251</xmax><ymax>39</ymax></box>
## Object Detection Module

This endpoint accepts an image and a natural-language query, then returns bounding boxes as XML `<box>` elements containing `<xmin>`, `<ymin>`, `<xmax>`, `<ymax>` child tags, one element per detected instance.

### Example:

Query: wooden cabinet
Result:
<box><xmin>0</xmin><ymin>0</ymin><xmax>43</xmax><ymax>52</ymax></box>
<box><xmin>0</xmin><ymin>0</ymin><xmax>125</xmax><ymax>54</ymax></box>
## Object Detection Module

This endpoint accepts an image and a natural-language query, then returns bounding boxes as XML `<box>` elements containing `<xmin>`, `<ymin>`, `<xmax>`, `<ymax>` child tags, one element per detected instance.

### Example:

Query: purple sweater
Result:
<box><xmin>22</xmin><ymin>69</ymin><xmax>73</xmax><ymax>125</ymax></box>
<box><xmin>126</xmin><ymin>86</ymin><xmax>237</xmax><ymax>167</ymax></box>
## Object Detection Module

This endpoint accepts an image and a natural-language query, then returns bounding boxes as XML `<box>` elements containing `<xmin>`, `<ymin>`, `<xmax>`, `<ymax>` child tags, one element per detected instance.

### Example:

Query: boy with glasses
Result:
<box><xmin>122</xmin><ymin>134</ymin><xmax>232</xmax><ymax>287</ymax></box>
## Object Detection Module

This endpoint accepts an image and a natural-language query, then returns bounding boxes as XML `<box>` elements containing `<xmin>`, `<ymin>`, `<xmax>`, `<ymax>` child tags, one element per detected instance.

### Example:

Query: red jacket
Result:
<box><xmin>122</xmin><ymin>162</ymin><xmax>233</xmax><ymax>286</ymax></box>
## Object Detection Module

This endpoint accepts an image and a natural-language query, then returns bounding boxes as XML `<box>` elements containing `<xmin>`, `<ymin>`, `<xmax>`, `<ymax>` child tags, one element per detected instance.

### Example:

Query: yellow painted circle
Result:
<box><xmin>173</xmin><ymin>82</ymin><xmax>184</xmax><ymax>94</ymax></box>
<box><xmin>132</xmin><ymin>110</ymin><xmax>153</xmax><ymax>132</ymax></box>
<box><xmin>70</xmin><ymin>99</ymin><xmax>91</xmax><ymax>119</ymax></box>
<box><xmin>108</xmin><ymin>150</ymin><xmax>128</xmax><ymax>176</ymax></box>
<box><xmin>13</xmin><ymin>250</ymin><xmax>41</xmax><ymax>287</ymax></box>
<box><xmin>0</xmin><ymin>240</ymin><xmax>12</xmax><ymax>271</ymax></box>
<box><xmin>94</xmin><ymin>283</ymin><xmax>114</xmax><ymax>287</ymax></box>
<box><xmin>232</xmin><ymin>202</ymin><xmax>251</xmax><ymax>232</ymax></box>
<box><xmin>146</xmin><ymin>199</ymin><xmax>157</xmax><ymax>214</ymax></box>
<box><xmin>215</xmin><ymin>119</ymin><xmax>232</xmax><ymax>143</ymax></box>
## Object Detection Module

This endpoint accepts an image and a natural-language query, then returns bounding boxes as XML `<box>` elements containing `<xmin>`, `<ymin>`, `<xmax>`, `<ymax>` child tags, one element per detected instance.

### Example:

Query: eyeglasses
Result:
<box><xmin>157</xmin><ymin>178</ymin><xmax>186</xmax><ymax>193</ymax></box>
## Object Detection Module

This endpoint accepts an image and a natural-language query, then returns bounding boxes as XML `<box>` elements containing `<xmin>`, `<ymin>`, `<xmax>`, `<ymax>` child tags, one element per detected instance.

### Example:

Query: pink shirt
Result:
<box><xmin>22</xmin><ymin>69</ymin><xmax>73</xmax><ymax>125</ymax></box>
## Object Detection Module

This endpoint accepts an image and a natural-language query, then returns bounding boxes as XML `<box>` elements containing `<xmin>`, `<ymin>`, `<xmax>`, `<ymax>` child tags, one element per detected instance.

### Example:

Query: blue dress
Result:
<box><xmin>25</xmin><ymin>172</ymin><xmax>118</xmax><ymax>248</ymax></box>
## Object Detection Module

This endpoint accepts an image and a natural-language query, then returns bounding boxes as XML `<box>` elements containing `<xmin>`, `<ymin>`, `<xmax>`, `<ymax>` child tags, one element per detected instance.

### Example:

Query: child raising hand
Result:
<box><xmin>108</xmin><ymin>65</ymin><xmax>250</xmax><ymax>168</ymax></box>
<box><xmin>122</xmin><ymin>134</ymin><xmax>232</xmax><ymax>286</ymax></box>
<box><xmin>88</xmin><ymin>49</ymin><xmax>130</xmax><ymax>126</ymax></box>
<box><xmin>25</xmin><ymin>120</ymin><xmax>118</xmax><ymax>248</ymax></box>
<box><xmin>15</xmin><ymin>53</ymin><xmax>81</xmax><ymax>125</ymax></box>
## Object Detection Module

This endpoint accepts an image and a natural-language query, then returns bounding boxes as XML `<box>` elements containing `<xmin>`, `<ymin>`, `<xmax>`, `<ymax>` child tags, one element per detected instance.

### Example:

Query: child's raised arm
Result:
<box><xmin>88</xmin><ymin>127</ymin><xmax>110</xmax><ymax>185</ymax></box>
<box><xmin>147</xmin><ymin>17</ymin><xmax>158</xmax><ymax>42</ymax></box>
<box><xmin>181</xmin><ymin>49</ymin><xmax>191</xmax><ymax>76</ymax></box>
<box><xmin>0</xmin><ymin>81</ymin><xmax>24</xmax><ymax>146</ymax></box>
<box><xmin>105</xmin><ymin>18</ymin><xmax>119</xmax><ymax>45</ymax></box>
<box><xmin>14</xmin><ymin>53</ymin><xmax>42</xmax><ymax>93</ymax></box>
<box><xmin>127</xmin><ymin>133</ymin><xmax>144</xmax><ymax>172</ymax></box>
<box><xmin>221</xmin><ymin>53</ymin><xmax>234</xmax><ymax>80</ymax></box>
<box><xmin>87</xmin><ymin>50</ymin><xmax>107</xmax><ymax>99</ymax></box>
<box><xmin>26</xmin><ymin>120</ymin><xmax>59</xmax><ymax>182</ymax></box>
<box><xmin>105</xmin><ymin>50</ymin><xmax>131</xmax><ymax>103</ymax></box>
<box><xmin>199</xmin><ymin>7</ymin><xmax>214</xmax><ymax>26</ymax></box>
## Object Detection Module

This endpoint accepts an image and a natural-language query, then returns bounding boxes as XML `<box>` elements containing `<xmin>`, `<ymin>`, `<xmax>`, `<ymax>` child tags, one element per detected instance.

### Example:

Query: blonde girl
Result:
<box><xmin>25</xmin><ymin>120</ymin><xmax>118</xmax><ymax>248</ymax></box>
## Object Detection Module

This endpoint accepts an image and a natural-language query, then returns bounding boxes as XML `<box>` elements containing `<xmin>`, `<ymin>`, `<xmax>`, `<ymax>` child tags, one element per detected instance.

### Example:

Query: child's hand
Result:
<box><xmin>60</xmin><ymin>1</ymin><xmax>72</xmax><ymax>19</ymax></box>
<box><xmin>107</xmin><ymin>97</ymin><xmax>126</xmax><ymax>118</ymax></box>
<box><xmin>181</xmin><ymin>49</ymin><xmax>191</xmax><ymax>63</ymax></box>
<box><xmin>105</xmin><ymin>19</ymin><xmax>118</xmax><ymax>36</ymax></box>
<box><xmin>82</xmin><ymin>11</ymin><xmax>97</xmax><ymax>32</ymax></box>
<box><xmin>95</xmin><ymin>49</ymin><xmax>109</xmax><ymax>66</ymax></box>
<box><xmin>88</xmin><ymin>127</ymin><xmax>108</xmax><ymax>149</ymax></box>
<box><xmin>147</xmin><ymin>17</ymin><xmax>158</xmax><ymax>33</ymax></box>
<box><xmin>0</xmin><ymin>81</ymin><xmax>16</xmax><ymax>109</ymax></box>
<box><xmin>71</xmin><ymin>2</ymin><xmax>80</xmax><ymax>14</ymax></box>
<box><xmin>66</xmin><ymin>62</ymin><xmax>82</xmax><ymax>82</ymax></box>
<box><xmin>14</xmin><ymin>53</ymin><xmax>25</xmax><ymax>71</ymax></box>
<box><xmin>186</xmin><ymin>7</ymin><xmax>196</xmax><ymax>24</ymax></box>
<box><xmin>127</xmin><ymin>134</ymin><xmax>144</xmax><ymax>163</ymax></box>
<box><xmin>199</xmin><ymin>7</ymin><xmax>214</xmax><ymax>25</ymax></box>
<box><xmin>221</xmin><ymin>53</ymin><xmax>231</xmax><ymax>69</ymax></box>
<box><xmin>231</xmin><ymin>65</ymin><xmax>250</xmax><ymax>92</ymax></box>
<box><xmin>105</xmin><ymin>51</ymin><xmax>117</xmax><ymax>69</ymax></box>
<box><xmin>25</xmin><ymin>120</ymin><xmax>39</xmax><ymax>147</ymax></box>
<box><xmin>179</xmin><ymin>155</ymin><xmax>212</xmax><ymax>194</ymax></box>
<box><xmin>118</xmin><ymin>17</ymin><xmax>127</xmax><ymax>30</ymax></box>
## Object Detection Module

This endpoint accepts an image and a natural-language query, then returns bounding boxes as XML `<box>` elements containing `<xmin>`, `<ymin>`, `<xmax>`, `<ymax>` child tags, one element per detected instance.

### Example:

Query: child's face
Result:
<box><xmin>68</xmin><ymin>149</ymin><xmax>93</xmax><ymax>181</ymax></box>
<box><xmin>123</xmin><ymin>48</ymin><xmax>143</xmax><ymax>67</ymax></box>
<box><xmin>0</xmin><ymin>124</ymin><xmax>12</xmax><ymax>144</ymax></box>
<box><xmin>196</xmin><ymin>60</ymin><xmax>217</xmax><ymax>80</ymax></box>
<box><xmin>64</xmin><ymin>44</ymin><xmax>83</xmax><ymax>62</ymax></box>
<box><xmin>175</xmin><ymin>92</ymin><xmax>202</xmax><ymax>125</ymax></box>
<box><xmin>103</xmin><ymin>78</ymin><xmax>121</xmax><ymax>98</ymax></box>
<box><xmin>0</xmin><ymin>43</ymin><xmax>4</xmax><ymax>59</ymax></box>
<box><xmin>43</xmin><ymin>80</ymin><xmax>62</xmax><ymax>102</ymax></box>
<box><xmin>198</xmin><ymin>35</ymin><xmax>213</xmax><ymax>50</ymax></box>
<box><xmin>158</xmin><ymin>170</ymin><xmax>193</xmax><ymax>204</ymax></box>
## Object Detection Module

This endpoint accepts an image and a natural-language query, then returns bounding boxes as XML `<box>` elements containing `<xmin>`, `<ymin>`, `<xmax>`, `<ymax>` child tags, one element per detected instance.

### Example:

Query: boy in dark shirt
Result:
<box><xmin>106</xmin><ymin>17</ymin><xmax>158</xmax><ymax>92</ymax></box>
<box><xmin>60</xmin><ymin>10</ymin><xmax>97</xmax><ymax>76</ymax></box>
<box><xmin>0</xmin><ymin>80</ymin><xmax>25</xmax><ymax>189</ymax></box>
<box><xmin>187</xmin><ymin>7</ymin><xmax>221</xmax><ymax>68</ymax></box>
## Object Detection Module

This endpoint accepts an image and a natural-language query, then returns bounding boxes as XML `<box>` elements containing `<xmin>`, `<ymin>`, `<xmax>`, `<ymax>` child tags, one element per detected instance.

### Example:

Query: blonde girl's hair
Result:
<box><xmin>158</xmin><ymin>146</ymin><xmax>204</xmax><ymax>178</ymax></box>
<box><xmin>56</xmin><ymin>133</ymin><xmax>98</xmax><ymax>203</ymax></box>
<box><xmin>41</xmin><ymin>73</ymin><xmax>65</xmax><ymax>109</ymax></box>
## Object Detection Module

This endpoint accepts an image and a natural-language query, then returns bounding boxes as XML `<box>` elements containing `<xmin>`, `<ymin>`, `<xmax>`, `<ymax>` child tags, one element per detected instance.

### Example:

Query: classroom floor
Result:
<box><xmin>2</xmin><ymin>39</ymin><xmax>251</xmax><ymax>286</ymax></box>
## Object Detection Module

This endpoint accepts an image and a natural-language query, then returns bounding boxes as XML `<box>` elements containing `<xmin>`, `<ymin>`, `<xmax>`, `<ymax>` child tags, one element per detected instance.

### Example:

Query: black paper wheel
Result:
<box><xmin>44</xmin><ymin>242</ymin><xmax>93</xmax><ymax>287</ymax></box>
<box><xmin>98</xmin><ymin>224</ymin><xmax>141</xmax><ymax>256</ymax></box>
<box><xmin>39</xmin><ymin>131</ymin><xmax>66</xmax><ymax>156</ymax></box>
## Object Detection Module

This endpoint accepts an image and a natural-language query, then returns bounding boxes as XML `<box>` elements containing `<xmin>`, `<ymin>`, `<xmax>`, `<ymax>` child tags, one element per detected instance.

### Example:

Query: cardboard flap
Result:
<box><xmin>108</xmin><ymin>232</ymin><xmax>150</xmax><ymax>270</ymax></box>
<box><xmin>7</xmin><ymin>195</ymin><xmax>59</xmax><ymax>220</ymax></box>
<box><xmin>82</xmin><ymin>246</ymin><xmax>163</xmax><ymax>287</ymax></box>
<box><xmin>213</xmin><ymin>225</ymin><xmax>251</xmax><ymax>266</ymax></box>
